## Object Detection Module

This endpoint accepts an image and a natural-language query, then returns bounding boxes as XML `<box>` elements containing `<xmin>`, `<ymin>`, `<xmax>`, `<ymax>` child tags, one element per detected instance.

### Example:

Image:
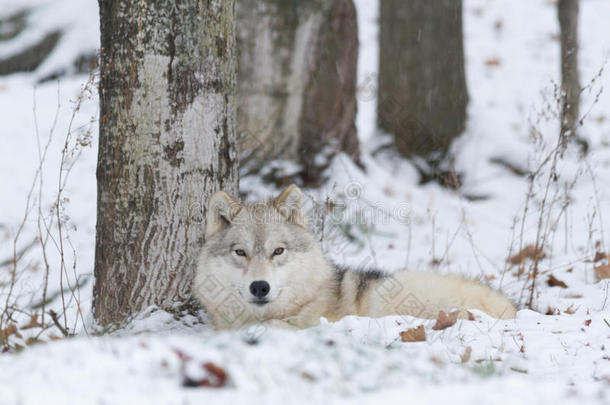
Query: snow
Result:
<box><xmin>0</xmin><ymin>0</ymin><xmax>99</xmax><ymax>79</ymax></box>
<box><xmin>1</xmin><ymin>0</ymin><xmax>610</xmax><ymax>403</ymax></box>
<box><xmin>1</xmin><ymin>310</ymin><xmax>608</xmax><ymax>404</ymax></box>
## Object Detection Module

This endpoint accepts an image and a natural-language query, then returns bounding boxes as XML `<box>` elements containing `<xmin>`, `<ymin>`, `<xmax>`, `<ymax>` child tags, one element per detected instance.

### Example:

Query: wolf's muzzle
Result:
<box><xmin>249</xmin><ymin>280</ymin><xmax>270</xmax><ymax>298</ymax></box>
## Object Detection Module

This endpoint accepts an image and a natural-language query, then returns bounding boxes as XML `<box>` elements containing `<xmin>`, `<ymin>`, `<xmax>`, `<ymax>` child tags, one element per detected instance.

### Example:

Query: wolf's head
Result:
<box><xmin>194</xmin><ymin>185</ymin><xmax>331</xmax><ymax>328</ymax></box>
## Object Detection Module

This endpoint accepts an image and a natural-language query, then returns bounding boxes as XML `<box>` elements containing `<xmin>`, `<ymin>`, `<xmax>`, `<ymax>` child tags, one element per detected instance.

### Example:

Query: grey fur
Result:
<box><xmin>333</xmin><ymin>267</ymin><xmax>348</xmax><ymax>307</ymax></box>
<box><xmin>193</xmin><ymin>185</ymin><xmax>518</xmax><ymax>330</ymax></box>
<box><xmin>355</xmin><ymin>270</ymin><xmax>384</xmax><ymax>303</ymax></box>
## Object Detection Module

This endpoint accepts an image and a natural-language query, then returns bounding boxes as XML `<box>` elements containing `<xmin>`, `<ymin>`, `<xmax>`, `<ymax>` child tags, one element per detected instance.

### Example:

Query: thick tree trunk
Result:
<box><xmin>236</xmin><ymin>0</ymin><xmax>359</xmax><ymax>185</ymax></box>
<box><xmin>558</xmin><ymin>0</ymin><xmax>580</xmax><ymax>145</ymax></box>
<box><xmin>378</xmin><ymin>0</ymin><xmax>468</xmax><ymax>164</ymax></box>
<box><xmin>94</xmin><ymin>0</ymin><xmax>239</xmax><ymax>326</ymax></box>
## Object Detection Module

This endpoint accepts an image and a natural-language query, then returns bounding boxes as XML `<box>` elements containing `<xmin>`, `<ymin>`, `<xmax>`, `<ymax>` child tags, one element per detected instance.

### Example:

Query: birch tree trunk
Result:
<box><xmin>94</xmin><ymin>0</ymin><xmax>239</xmax><ymax>325</ymax></box>
<box><xmin>378</xmin><ymin>0</ymin><xmax>468</xmax><ymax>166</ymax></box>
<box><xmin>236</xmin><ymin>0</ymin><xmax>359</xmax><ymax>185</ymax></box>
<box><xmin>558</xmin><ymin>0</ymin><xmax>580</xmax><ymax>146</ymax></box>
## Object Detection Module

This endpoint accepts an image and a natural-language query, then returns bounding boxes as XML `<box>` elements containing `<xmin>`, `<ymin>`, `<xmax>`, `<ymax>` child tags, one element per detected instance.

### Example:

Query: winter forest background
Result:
<box><xmin>1</xmin><ymin>0</ymin><xmax>609</xmax><ymax>403</ymax></box>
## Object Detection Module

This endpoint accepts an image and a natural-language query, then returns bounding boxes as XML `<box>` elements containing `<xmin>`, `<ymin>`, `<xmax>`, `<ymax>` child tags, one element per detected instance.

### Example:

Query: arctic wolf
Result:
<box><xmin>194</xmin><ymin>185</ymin><xmax>517</xmax><ymax>329</ymax></box>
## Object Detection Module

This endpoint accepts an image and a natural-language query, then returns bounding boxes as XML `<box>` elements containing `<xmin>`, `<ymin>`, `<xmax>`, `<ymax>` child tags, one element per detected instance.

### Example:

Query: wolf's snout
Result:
<box><xmin>249</xmin><ymin>280</ymin><xmax>270</xmax><ymax>298</ymax></box>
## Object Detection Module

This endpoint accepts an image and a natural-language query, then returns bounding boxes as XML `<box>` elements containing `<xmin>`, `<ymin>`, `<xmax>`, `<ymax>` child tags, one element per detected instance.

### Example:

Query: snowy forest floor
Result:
<box><xmin>1</xmin><ymin>0</ymin><xmax>610</xmax><ymax>404</ymax></box>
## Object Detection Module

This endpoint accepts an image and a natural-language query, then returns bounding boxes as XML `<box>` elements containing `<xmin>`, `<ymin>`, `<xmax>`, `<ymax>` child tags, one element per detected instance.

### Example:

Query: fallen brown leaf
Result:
<box><xmin>485</xmin><ymin>57</ymin><xmax>501</xmax><ymax>66</ymax></box>
<box><xmin>507</xmin><ymin>245</ymin><xmax>544</xmax><ymax>264</ymax></box>
<box><xmin>173</xmin><ymin>348</ymin><xmax>191</xmax><ymax>363</ymax></box>
<box><xmin>592</xmin><ymin>251</ymin><xmax>607</xmax><ymax>263</ymax></box>
<box><xmin>183</xmin><ymin>362</ymin><xmax>228</xmax><ymax>388</ymax></box>
<box><xmin>584</xmin><ymin>319</ymin><xmax>592</xmax><ymax>326</ymax></box>
<box><xmin>547</xmin><ymin>274</ymin><xmax>568</xmax><ymax>288</ymax></box>
<box><xmin>1</xmin><ymin>323</ymin><xmax>22</xmax><ymax>340</ymax></box>
<box><xmin>202</xmin><ymin>362</ymin><xmax>228</xmax><ymax>388</ymax></box>
<box><xmin>400</xmin><ymin>325</ymin><xmax>426</xmax><ymax>342</ymax></box>
<box><xmin>25</xmin><ymin>337</ymin><xmax>43</xmax><ymax>346</ymax></box>
<box><xmin>564</xmin><ymin>305</ymin><xmax>577</xmax><ymax>314</ymax></box>
<box><xmin>21</xmin><ymin>314</ymin><xmax>43</xmax><ymax>330</ymax></box>
<box><xmin>461</xmin><ymin>346</ymin><xmax>472</xmax><ymax>363</ymax></box>
<box><xmin>507</xmin><ymin>245</ymin><xmax>545</xmax><ymax>265</ymax></box>
<box><xmin>594</xmin><ymin>264</ymin><xmax>610</xmax><ymax>282</ymax></box>
<box><xmin>432</xmin><ymin>310</ymin><xmax>459</xmax><ymax>330</ymax></box>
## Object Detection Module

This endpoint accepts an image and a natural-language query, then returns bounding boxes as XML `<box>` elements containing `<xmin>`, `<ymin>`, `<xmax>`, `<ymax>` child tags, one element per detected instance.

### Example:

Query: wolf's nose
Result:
<box><xmin>249</xmin><ymin>280</ymin><xmax>270</xmax><ymax>298</ymax></box>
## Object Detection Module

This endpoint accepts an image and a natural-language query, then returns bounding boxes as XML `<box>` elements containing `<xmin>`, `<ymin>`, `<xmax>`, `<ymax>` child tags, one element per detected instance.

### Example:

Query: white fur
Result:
<box><xmin>193</xmin><ymin>186</ymin><xmax>517</xmax><ymax>330</ymax></box>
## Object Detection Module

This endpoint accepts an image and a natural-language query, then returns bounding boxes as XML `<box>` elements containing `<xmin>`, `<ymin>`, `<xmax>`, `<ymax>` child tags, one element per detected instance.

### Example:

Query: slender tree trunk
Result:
<box><xmin>94</xmin><ymin>0</ymin><xmax>239</xmax><ymax>326</ymax></box>
<box><xmin>236</xmin><ymin>0</ymin><xmax>359</xmax><ymax>185</ymax></box>
<box><xmin>378</xmin><ymin>0</ymin><xmax>468</xmax><ymax>165</ymax></box>
<box><xmin>558</xmin><ymin>0</ymin><xmax>580</xmax><ymax>146</ymax></box>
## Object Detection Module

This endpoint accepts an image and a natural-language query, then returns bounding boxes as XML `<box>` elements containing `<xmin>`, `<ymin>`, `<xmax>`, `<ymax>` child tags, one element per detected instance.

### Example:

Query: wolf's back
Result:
<box><xmin>361</xmin><ymin>271</ymin><xmax>517</xmax><ymax>320</ymax></box>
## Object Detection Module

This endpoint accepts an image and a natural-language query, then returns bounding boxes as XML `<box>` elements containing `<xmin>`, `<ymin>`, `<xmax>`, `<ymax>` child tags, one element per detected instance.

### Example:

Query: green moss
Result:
<box><xmin>467</xmin><ymin>360</ymin><xmax>503</xmax><ymax>378</ymax></box>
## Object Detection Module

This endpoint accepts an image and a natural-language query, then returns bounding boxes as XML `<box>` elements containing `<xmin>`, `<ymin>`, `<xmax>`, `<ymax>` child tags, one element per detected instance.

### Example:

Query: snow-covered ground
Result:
<box><xmin>1</xmin><ymin>0</ymin><xmax>609</xmax><ymax>403</ymax></box>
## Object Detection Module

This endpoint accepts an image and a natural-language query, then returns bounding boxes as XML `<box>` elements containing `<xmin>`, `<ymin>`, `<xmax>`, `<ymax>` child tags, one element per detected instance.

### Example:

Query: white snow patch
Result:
<box><xmin>1</xmin><ymin>0</ymin><xmax>610</xmax><ymax>403</ymax></box>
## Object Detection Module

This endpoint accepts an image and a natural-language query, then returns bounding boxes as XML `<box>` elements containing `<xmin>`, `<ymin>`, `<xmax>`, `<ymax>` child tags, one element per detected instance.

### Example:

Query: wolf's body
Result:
<box><xmin>193</xmin><ymin>185</ymin><xmax>517</xmax><ymax>330</ymax></box>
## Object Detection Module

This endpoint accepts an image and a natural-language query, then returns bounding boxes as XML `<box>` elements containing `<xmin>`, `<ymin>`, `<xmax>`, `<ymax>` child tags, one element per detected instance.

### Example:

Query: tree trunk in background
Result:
<box><xmin>94</xmin><ymin>0</ymin><xmax>239</xmax><ymax>326</ymax></box>
<box><xmin>558</xmin><ymin>0</ymin><xmax>580</xmax><ymax>147</ymax></box>
<box><xmin>378</xmin><ymin>0</ymin><xmax>468</xmax><ymax>167</ymax></box>
<box><xmin>236</xmin><ymin>0</ymin><xmax>359</xmax><ymax>186</ymax></box>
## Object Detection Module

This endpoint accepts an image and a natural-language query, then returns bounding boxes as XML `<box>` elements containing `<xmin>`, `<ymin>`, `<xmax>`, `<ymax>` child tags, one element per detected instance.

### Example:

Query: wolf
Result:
<box><xmin>193</xmin><ymin>185</ymin><xmax>517</xmax><ymax>330</ymax></box>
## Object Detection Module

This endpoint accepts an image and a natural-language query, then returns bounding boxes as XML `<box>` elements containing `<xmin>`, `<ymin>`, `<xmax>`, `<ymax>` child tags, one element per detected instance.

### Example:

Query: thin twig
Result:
<box><xmin>48</xmin><ymin>310</ymin><xmax>69</xmax><ymax>337</ymax></box>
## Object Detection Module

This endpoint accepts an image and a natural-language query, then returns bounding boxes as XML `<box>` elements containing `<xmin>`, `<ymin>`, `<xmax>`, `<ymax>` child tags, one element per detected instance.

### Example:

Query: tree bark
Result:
<box><xmin>236</xmin><ymin>0</ymin><xmax>359</xmax><ymax>185</ymax></box>
<box><xmin>94</xmin><ymin>0</ymin><xmax>239</xmax><ymax>326</ymax></box>
<box><xmin>378</xmin><ymin>0</ymin><xmax>468</xmax><ymax>164</ymax></box>
<box><xmin>558</xmin><ymin>0</ymin><xmax>580</xmax><ymax>145</ymax></box>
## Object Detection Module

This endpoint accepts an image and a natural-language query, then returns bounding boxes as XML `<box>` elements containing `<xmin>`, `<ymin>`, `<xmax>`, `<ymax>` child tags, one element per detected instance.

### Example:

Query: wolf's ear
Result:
<box><xmin>205</xmin><ymin>191</ymin><xmax>241</xmax><ymax>239</ymax></box>
<box><xmin>273</xmin><ymin>184</ymin><xmax>307</xmax><ymax>227</ymax></box>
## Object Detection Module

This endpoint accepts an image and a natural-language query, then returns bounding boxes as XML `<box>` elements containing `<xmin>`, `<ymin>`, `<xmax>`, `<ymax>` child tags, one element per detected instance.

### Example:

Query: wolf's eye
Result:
<box><xmin>234</xmin><ymin>249</ymin><xmax>247</xmax><ymax>257</ymax></box>
<box><xmin>272</xmin><ymin>247</ymin><xmax>285</xmax><ymax>256</ymax></box>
